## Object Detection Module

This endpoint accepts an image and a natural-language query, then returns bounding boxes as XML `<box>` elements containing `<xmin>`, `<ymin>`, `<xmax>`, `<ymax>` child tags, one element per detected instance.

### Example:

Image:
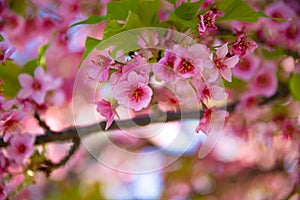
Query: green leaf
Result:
<box><xmin>70</xmin><ymin>14</ymin><xmax>106</xmax><ymax>28</ymax></box>
<box><xmin>0</xmin><ymin>61</ymin><xmax>21</xmax><ymax>98</ymax></box>
<box><xmin>216</xmin><ymin>0</ymin><xmax>260</xmax><ymax>22</ymax></box>
<box><xmin>81</xmin><ymin>36</ymin><xmax>101</xmax><ymax>65</ymax></box>
<box><xmin>138</xmin><ymin>0</ymin><xmax>160</xmax><ymax>26</ymax></box>
<box><xmin>289</xmin><ymin>73</ymin><xmax>300</xmax><ymax>102</ymax></box>
<box><xmin>166</xmin><ymin>0</ymin><xmax>176</xmax><ymax>6</ymax></box>
<box><xmin>8</xmin><ymin>0</ymin><xmax>28</xmax><ymax>16</ymax></box>
<box><xmin>103</xmin><ymin>20</ymin><xmax>124</xmax><ymax>40</ymax></box>
<box><xmin>21</xmin><ymin>59</ymin><xmax>38</xmax><ymax>75</ymax></box>
<box><xmin>123</xmin><ymin>11</ymin><xmax>142</xmax><ymax>30</ymax></box>
<box><xmin>0</xmin><ymin>34</ymin><xmax>4</xmax><ymax>42</ymax></box>
<box><xmin>174</xmin><ymin>0</ymin><xmax>204</xmax><ymax>20</ymax></box>
<box><xmin>257</xmin><ymin>11</ymin><xmax>286</xmax><ymax>22</ymax></box>
<box><xmin>224</xmin><ymin>76</ymin><xmax>246</xmax><ymax>88</ymax></box>
<box><xmin>106</xmin><ymin>0</ymin><xmax>139</xmax><ymax>20</ymax></box>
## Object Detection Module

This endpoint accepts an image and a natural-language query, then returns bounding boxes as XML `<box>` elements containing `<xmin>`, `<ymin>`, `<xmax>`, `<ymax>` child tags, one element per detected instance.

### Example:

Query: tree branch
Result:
<box><xmin>0</xmin><ymin>83</ymin><xmax>290</xmax><ymax>148</ymax></box>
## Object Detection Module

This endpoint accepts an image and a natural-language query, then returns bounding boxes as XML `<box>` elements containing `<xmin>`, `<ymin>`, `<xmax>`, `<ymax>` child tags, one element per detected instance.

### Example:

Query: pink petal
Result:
<box><xmin>32</xmin><ymin>91</ymin><xmax>46</xmax><ymax>105</ymax></box>
<box><xmin>216</xmin><ymin>43</ymin><xmax>228</xmax><ymax>59</ymax></box>
<box><xmin>18</xmin><ymin>74</ymin><xmax>33</xmax><ymax>88</ymax></box>
<box><xmin>34</xmin><ymin>66</ymin><xmax>44</xmax><ymax>78</ymax></box>
<box><xmin>224</xmin><ymin>55</ymin><xmax>239</xmax><ymax>68</ymax></box>
<box><xmin>220</xmin><ymin>68</ymin><xmax>232</xmax><ymax>82</ymax></box>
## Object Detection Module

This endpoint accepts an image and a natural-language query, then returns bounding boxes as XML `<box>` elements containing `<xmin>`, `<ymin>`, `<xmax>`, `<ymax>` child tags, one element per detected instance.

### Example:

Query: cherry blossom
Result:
<box><xmin>0</xmin><ymin>109</ymin><xmax>25</xmax><ymax>142</ymax></box>
<box><xmin>233</xmin><ymin>53</ymin><xmax>260</xmax><ymax>81</ymax></box>
<box><xmin>96</xmin><ymin>100</ymin><xmax>118</xmax><ymax>130</ymax></box>
<box><xmin>232</xmin><ymin>34</ymin><xmax>258</xmax><ymax>57</ymax></box>
<box><xmin>113</xmin><ymin>71</ymin><xmax>153</xmax><ymax>111</ymax></box>
<box><xmin>152</xmin><ymin>51</ymin><xmax>179</xmax><ymax>82</ymax></box>
<box><xmin>18</xmin><ymin>66</ymin><xmax>62</xmax><ymax>105</ymax></box>
<box><xmin>174</xmin><ymin>44</ymin><xmax>212</xmax><ymax>79</ymax></box>
<box><xmin>87</xmin><ymin>53</ymin><xmax>115</xmax><ymax>83</ymax></box>
<box><xmin>198</xmin><ymin>10</ymin><xmax>220</xmax><ymax>35</ymax></box>
<box><xmin>249</xmin><ymin>61</ymin><xmax>278</xmax><ymax>98</ymax></box>
<box><xmin>211</xmin><ymin>43</ymin><xmax>239</xmax><ymax>82</ymax></box>
<box><xmin>0</xmin><ymin>96</ymin><xmax>14</xmax><ymax>111</ymax></box>
<box><xmin>0</xmin><ymin>185</ymin><xmax>7</xmax><ymax>200</ymax></box>
<box><xmin>0</xmin><ymin>41</ymin><xmax>15</xmax><ymax>65</ymax></box>
<box><xmin>6</xmin><ymin>134</ymin><xmax>35</xmax><ymax>164</ymax></box>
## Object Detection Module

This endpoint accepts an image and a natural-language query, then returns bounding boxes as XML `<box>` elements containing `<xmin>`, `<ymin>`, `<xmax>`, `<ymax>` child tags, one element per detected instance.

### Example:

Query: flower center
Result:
<box><xmin>32</xmin><ymin>81</ymin><xmax>41</xmax><ymax>90</ymax></box>
<box><xmin>214</xmin><ymin>59</ymin><xmax>226</xmax><ymax>69</ymax></box>
<box><xmin>17</xmin><ymin>144</ymin><xmax>26</xmax><ymax>154</ymax></box>
<box><xmin>178</xmin><ymin>59</ymin><xmax>195</xmax><ymax>74</ymax></box>
<box><xmin>131</xmin><ymin>87</ymin><xmax>144</xmax><ymax>102</ymax></box>
<box><xmin>256</xmin><ymin>74</ymin><xmax>269</xmax><ymax>87</ymax></box>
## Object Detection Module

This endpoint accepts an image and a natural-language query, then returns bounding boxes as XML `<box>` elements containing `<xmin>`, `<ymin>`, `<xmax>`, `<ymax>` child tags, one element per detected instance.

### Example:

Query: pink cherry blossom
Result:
<box><xmin>0</xmin><ymin>109</ymin><xmax>25</xmax><ymax>142</ymax></box>
<box><xmin>113</xmin><ymin>71</ymin><xmax>153</xmax><ymax>111</ymax></box>
<box><xmin>198</xmin><ymin>10</ymin><xmax>218</xmax><ymax>35</ymax></box>
<box><xmin>18</xmin><ymin>66</ymin><xmax>62</xmax><ymax>105</ymax></box>
<box><xmin>152</xmin><ymin>51</ymin><xmax>180</xmax><ymax>82</ymax></box>
<box><xmin>211</xmin><ymin>43</ymin><xmax>239</xmax><ymax>82</ymax></box>
<box><xmin>96</xmin><ymin>100</ymin><xmax>118</xmax><ymax>130</ymax></box>
<box><xmin>174</xmin><ymin>44</ymin><xmax>212</xmax><ymax>79</ymax></box>
<box><xmin>87</xmin><ymin>53</ymin><xmax>114</xmax><ymax>83</ymax></box>
<box><xmin>0</xmin><ymin>41</ymin><xmax>15</xmax><ymax>65</ymax></box>
<box><xmin>6</xmin><ymin>134</ymin><xmax>35</xmax><ymax>164</ymax></box>
<box><xmin>196</xmin><ymin>107</ymin><xmax>227</xmax><ymax>135</ymax></box>
<box><xmin>249</xmin><ymin>61</ymin><xmax>278</xmax><ymax>98</ymax></box>
<box><xmin>0</xmin><ymin>150</ymin><xmax>9</xmax><ymax>177</ymax></box>
<box><xmin>233</xmin><ymin>53</ymin><xmax>260</xmax><ymax>81</ymax></box>
<box><xmin>0</xmin><ymin>96</ymin><xmax>14</xmax><ymax>111</ymax></box>
<box><xmin>232</xmin><ymin>34</ymin><xmax>258</xmax><ymax>57</ymax></box>
<box><xmin>153</xmin><ymin>86</ymin><xmax>179</xmax><ymax>112</ymax></box>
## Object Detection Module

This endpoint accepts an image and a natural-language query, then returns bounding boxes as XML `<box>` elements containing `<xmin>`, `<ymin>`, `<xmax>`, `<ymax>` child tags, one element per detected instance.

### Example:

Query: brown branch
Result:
<box><xmin>0</xmin><ymin>83</ymin><xmax>290</xmax><ymax>148</ymax></box>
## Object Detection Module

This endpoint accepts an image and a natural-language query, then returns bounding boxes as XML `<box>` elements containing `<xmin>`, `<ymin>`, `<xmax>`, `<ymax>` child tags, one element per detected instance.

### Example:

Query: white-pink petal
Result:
<box><xmin>18</xmin><ymin>74</ymin><xmax>33</xmax><ymax>88</ymax></box>
<box><xmin>220</xmin><ymin>68</ymin><xmax>232</xmax><ymax>82</ymax></box>
<box><xmin>216</xmin><ymin>43</ymin><xmax>228</xmax><ymax>59</ymax></box>
<box><xmin>224</xmin><ymin>55</ymin><xmax>239</xmax><ymax>68</ymax></box>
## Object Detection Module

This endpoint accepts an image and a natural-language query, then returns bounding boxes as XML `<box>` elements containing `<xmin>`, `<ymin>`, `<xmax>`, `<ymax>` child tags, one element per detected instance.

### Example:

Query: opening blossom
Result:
<box><xmin>232</xmin><ymin>34</ymin><xmax>258</xmax><ymax>57</ymax></box>
<box><xmin>0</xmin><ymin>41</ymin><xmax>15</xmax><ymax>65</ymax></box>
<box><xmin>87</xmin><ymin>53</ymin><xmax>115</xmax><ymax>83</ymax></box>
<box><xmin>18</xmin><ymin>66</ymin><xmax>62</xmax><ymax>105</ymax></box>
<box><xmin>6</xmin><ymin>134</ymin><xmax>35</xmax><ymax>164</ymax></box>
<box><xmin>96</xmin><ymin>100</ymin><xmax>118</xmax><ymax>130</ymax></box>
<box><xmin>211</xmin><ymin>43</ymin><xmax>239</xmax><ymax>82</ymax></box>
<box><xmin>0</xmin><ymin>109</ymin><xmax>25</xmax><ymax>142</ymax></box>
<box><xmin>113</xmin><ymin>71</ymin><xmax>153</xmax><ymax>111</ymax></box>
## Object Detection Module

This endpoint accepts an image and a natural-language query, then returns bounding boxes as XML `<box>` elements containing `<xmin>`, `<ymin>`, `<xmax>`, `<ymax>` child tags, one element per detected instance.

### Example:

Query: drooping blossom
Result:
<box><xmin>113</xmin><ymin>71</ymin><xmax>153</xmax><ymax>111</ymax></box>
<box><xmin>152</xmin><ymin>51</ymin><xmax>180</xmax><ymax>82</ymax></box>
<box><xmin>6</xmin><ymin>134</ymin><xmax>35</xmax><ymax>164</ymax></box>
<box><xmin>153</xmin><ymin>85</ymin><xmax>179</xmax><ymax>112</ymax></box>
<box><xmin>198</xmin><ymin>10</ymin><xmax>222</xmax><ymax>35</ymax></box>
<box><xmin>233</xmin><ymin>53</ymin><xmax>260</xmax><ymax>81</ymax></box>
<box><xmin>232</xmin><ymin>34</ymin><xmax>258</xmax><ymax>57</ymax></box>
<box><xmin>0</xmin><ymin>109</ymin><xmax>25</xmax><ymax>142</ymax></box>
<box><xmin>211</xmin><ymin>43</ymin><xmax>239</xmax><ymax>82</ymax></box>
<box><xmin>249</xmin><ymin>61</ymin><xmax>278</xmax><ymax>98</ymax></box>
<box><xmin>18</xmin><ymin>66</ymin><xmax>62</xmax><ymax>105</ymax></box>
<box><xmin>196</xmin><ymin>107</ymin><xmax>227</xmax><ymax>135</ymax></box>
<box><xmin>87</xmin><ymin>53</ymin><xmax>114</xmax><ymax>83</ymax></box>
<box><xmin>174</xmin><ymin>44</ymin><xmax>212</xmax><ymax>79</ymax></box>
<box><xmin>0</xmin><ymin>41</ymin><xmax>15</xmax><ymax>65</ymax></box>
<box><xmin>96</xmin><ymin>100</ymin><xmax>118</xmax><ymax>130</ymax></box>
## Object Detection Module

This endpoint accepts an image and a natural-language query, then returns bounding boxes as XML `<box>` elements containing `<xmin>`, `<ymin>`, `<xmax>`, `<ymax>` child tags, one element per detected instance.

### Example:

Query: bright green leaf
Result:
<box><xmin>103</xmin><ymin>20</ymin><xmax>124</xmax><ymax>40</ymax></box>
<box><xmin>289</xmin><ymin>73</ymin><xmax>300</xmax><ymax>102</ymax></box>
<box><xmin>257</xmin><ymin>11</ymin><xmax>286</xmax><ymax>22</ymax></box>
<box><xmin>80</xmin><ymin>36</ymin><xmax>101</xmax><ymax>66</ymax></box>
<box><xmin>0</xmin><ymin>34</ymin><xmax>4</xmax><ymax>42</ymax></box>
<box><xmin>224</xmin><ymin>76</ymin><xmax>247</xmax><ymax>88</ymax></box>
<box><xmin>216</xmin><ymin>0</ymin><xmax>260</xmax><ymax>22</ymax></box>
<box><xmin>0</xmin><ymin>61</ymin><xmax>21</xmax><ymax>98</ymax></box>
<box><xmin>123</xmin><ymin>11</ymin><xmax>142</xmax><ymax>30</ymax></box>
<box><xmin>174</xmin><ymin>0</ymin><xmax>204</xmax><ymax>20</ymax></box>
<box><xmin>106</xmin><ymin>0</ymin><xmax>139</xmax><ymax>20</ymax></box>
<box><xmin>70</xmin><ymin>14</ymin><xmax>106</xmax><ymax>28</ymax></box>
<box><xmin>138</xmin><ymin>0</ymin><xmax>160</xmax><ymax>26</ymax></box>
<box><xmin>21</xmin><ymin>59</ymin><xmax>38</xmax><ymax>75</ymax></box>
